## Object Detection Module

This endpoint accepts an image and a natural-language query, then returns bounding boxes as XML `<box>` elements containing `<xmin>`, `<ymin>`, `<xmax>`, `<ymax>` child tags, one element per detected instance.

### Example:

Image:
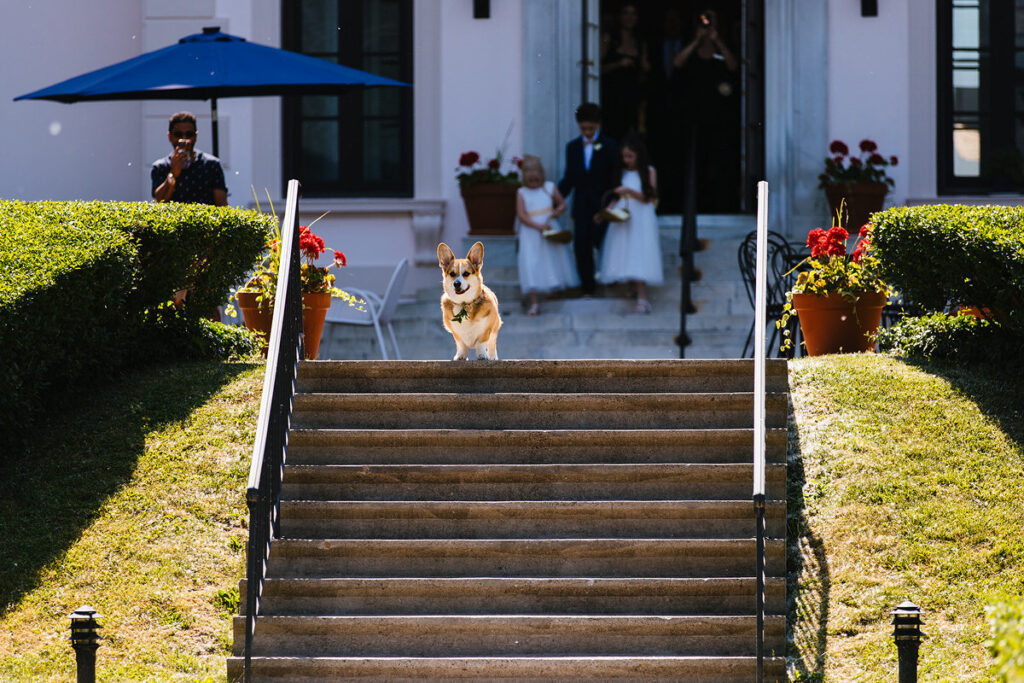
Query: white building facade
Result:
<box><xmin>1</xmin><ymin>1</ymin><xmax>1016</xmax><ymax>294</ymax></box>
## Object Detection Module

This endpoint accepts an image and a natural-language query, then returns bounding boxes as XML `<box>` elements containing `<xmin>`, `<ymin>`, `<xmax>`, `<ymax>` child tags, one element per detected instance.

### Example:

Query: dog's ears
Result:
<box><xmin>437</xmin><ymin>243</ymin><xmax>455</xmax><ymax>270</ymax></box>
<box><xmin>466</xmin><ymin>241</ymin><xmax>484</xmax><ymax>269</ymax></box>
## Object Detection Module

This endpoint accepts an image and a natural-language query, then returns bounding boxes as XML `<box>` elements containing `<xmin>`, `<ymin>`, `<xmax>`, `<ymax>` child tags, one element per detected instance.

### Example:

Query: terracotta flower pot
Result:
<box><xmin>236</xmin><ymin>290</ymin><xmax>332</xmax><ymax>360</ymax></box>
<box><xmin>460</xmin><ymin>183</ymin><xmax>518</xmax><ymax>235</ymax></box>
<box><xmin>300</xmin><ymin>291</ymin><xmax>332</xmax><ymax>361</ymax></box>
<box><xmin>236</xmin><ymin>291</ymin><xmax>273</xmax><ymax>348</ymax></box>
<box><xmin>824</xmin><ymin>182</ymin><xmax>888</xmax><ymax>231</ymax></box>
<box><xmin>792</xmin><ymin>291</ymin><xmax>887</xmax><ymax>356</ymax></box>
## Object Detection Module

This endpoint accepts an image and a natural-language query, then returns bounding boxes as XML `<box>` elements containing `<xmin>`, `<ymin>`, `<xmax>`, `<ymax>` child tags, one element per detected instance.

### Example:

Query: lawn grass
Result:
<box><xmin>0</xmin><ymin>361</ymin><xmax>263</xmax><ymax>682</ymax></box>
<box><xmin>787</xmin><ymin>354</ymin><xmax>1024</xmax><ymax>680</ymax></box>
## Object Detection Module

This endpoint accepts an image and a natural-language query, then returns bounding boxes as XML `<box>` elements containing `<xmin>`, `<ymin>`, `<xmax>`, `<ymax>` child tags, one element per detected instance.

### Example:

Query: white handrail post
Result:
<box><xmin>753</xmin><ymin>180</ymin><xmax>769</xmax><ymax>682</ymax></box>
<box><xmin>753</xmin><ymin>181</ymin><xmax>768</xmax><ymax>498</ymax></box>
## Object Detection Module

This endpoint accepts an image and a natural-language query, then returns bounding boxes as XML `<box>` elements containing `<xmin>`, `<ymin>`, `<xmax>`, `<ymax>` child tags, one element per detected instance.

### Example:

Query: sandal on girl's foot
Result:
<box><xmin>634</xmin><ymin>299</ymin><xmax>652</xmax><ymax>314</ymax></box>
<box><xmin>526</xmin><ymin>302</ymin><xmax>540</xmax><ymax>316</ymax></box>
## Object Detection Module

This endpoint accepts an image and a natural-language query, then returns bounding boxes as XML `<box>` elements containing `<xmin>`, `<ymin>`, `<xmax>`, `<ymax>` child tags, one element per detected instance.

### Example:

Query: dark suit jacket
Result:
<box><xmin>557</xmin><ymin>134</ymin><xmax>620</xmax><ymax>227</ymax></box>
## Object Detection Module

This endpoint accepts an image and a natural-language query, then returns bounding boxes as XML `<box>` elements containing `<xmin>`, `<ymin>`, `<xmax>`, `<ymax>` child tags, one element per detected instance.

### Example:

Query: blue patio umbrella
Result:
<box><xmin>15</xmin><ymin>26</ymin><xmax>409</xmax><ymax>158</ymax></box>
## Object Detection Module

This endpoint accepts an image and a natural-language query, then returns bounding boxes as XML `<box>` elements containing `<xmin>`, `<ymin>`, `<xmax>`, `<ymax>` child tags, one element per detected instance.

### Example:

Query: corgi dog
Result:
<box><xmin>438</xmin><ymin>241</ymin><xmax>502</xmax><ymax>360</ymax></box>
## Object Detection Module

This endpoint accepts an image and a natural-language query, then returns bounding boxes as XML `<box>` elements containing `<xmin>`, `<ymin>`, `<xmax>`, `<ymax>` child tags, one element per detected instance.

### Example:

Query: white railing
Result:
<box><xmin>753</xmin><ymin>180</ymin><xmax>769</xmax><ymax>681</ymax></box>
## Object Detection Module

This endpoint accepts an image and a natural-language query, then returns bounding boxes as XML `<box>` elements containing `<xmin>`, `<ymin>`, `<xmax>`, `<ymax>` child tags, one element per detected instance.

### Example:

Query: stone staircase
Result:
<box><xmin>319</xmin><ymin>216</ymin><xmax>758</xmax><ymax>361</ymax></box>
<box><xmin>227</xmin><ymin>358</ymin><xmax>788</xmax><ymax>681</ymax></box>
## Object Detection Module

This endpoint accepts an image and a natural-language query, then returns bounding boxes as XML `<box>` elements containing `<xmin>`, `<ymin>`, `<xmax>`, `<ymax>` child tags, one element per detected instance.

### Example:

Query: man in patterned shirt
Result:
<box><xmin>151</xmin><ymin>111</ymin><xmax>228</xmax><ymax>206</ymax></box>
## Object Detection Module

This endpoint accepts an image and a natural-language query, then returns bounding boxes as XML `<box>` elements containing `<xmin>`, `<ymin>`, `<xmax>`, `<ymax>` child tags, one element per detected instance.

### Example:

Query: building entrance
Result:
<box><xmin>598</xmin><ymin>0</ymin><xmax>763</xmax><ymax>214</ymax></box>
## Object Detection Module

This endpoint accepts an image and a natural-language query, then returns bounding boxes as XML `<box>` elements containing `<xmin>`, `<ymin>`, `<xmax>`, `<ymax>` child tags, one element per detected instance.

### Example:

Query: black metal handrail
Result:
<box><xmin>243</xmin><ymin>179</ymin><xmax>304</xmax><ymax>682</ymax></box>
<box><xmin>679</xmin><ymin>124</ymin><xmax>698</xmax><ymax>357</ymax></box>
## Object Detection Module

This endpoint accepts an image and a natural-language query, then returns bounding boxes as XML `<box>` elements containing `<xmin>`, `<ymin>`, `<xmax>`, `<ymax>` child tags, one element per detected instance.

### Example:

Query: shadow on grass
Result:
<box><xmin>899</xmin><ymin>357</ymin><xmax>1024</xmax><ymax>456</ymax></box>
<box><xmin>787</xmin><ymin>399</ymin><xmax>831</xmax><ymax>681</ymax></box>
<box><xmin>0</xmin><ymin>360</ymin><xmax>256</xmax><ymax>616</ymax></box>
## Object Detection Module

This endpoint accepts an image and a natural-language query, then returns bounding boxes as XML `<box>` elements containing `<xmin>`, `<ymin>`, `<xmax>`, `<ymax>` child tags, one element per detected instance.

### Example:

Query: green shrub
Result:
<box><xmin>0</xmin><ymin>215</ymin><xmax>137</xmax><ymax>444</ymax></box>
<box><xmin>7</xmin><ymin>200</ymin><xmax>275</xmax><ymax>316</ymax></box>
<box><xmin>877</xmin><ymin>311</ymin><xmax>1023</xmax><ymax>365</ymax></box>
<box><xmin>988</xmin><ymin>597</ymin><xmax>1024</xmax><ymax>681</ymax></box>
<box><xmin>871</xmin><ymin>205</ymin><xmax>1024</xmax><ymax>334</ymax></box>
<box><xmin>0</xmin><ymin>200</ymin><xmax>272</xmax><ymax>448</ymax></box>
<box><xmin>133</xmin><ymin>304</ymin><xmax>263</xmax><ymax>362</ymax></box>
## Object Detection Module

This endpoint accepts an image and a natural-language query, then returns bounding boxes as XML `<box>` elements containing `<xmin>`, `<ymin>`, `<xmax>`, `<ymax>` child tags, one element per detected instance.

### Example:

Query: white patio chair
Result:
<box><xmin>324</xmin><ymin>258</ymin><xmax>409</xmax><ymax>360</ymax></box>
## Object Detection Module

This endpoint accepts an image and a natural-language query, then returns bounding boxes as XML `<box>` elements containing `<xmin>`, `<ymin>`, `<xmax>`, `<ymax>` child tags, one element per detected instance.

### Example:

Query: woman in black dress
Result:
<box><xmin>600</xmin><ymin>3</ymin><xmax>650</xmax><ymax>141</ymax></box>
<box><xmin>673</xmin><ymin>8</ymin><xmax>740</xmax><ymax>213</ymax></box>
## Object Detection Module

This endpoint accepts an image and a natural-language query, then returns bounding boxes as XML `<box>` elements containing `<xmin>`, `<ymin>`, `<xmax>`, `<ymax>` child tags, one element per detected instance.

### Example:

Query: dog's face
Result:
<box><xmin>438</xmin><ymin>241</ymin><xmax>484</xmax><ymax>303</ymax></box>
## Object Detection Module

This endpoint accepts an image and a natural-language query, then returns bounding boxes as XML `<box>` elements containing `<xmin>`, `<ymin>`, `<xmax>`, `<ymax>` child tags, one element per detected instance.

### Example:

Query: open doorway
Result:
<box><xmin>598</xmin><ymin>0</ymin><xmax>763</xmax><ymax>214</ymax></box>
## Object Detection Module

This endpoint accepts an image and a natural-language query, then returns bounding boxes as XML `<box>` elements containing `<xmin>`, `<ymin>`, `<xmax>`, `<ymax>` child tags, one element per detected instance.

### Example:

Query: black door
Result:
<box><xmin>598</xmin><ymin>0</ymin><xmax>763</xmax><ymax>214</ymax></box>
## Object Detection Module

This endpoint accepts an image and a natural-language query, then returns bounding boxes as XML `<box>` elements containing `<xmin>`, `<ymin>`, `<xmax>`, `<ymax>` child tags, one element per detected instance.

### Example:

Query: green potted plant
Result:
<box><xmin>779</xmin><ymin>218</ymin><xmax>892</xmax><ymax>356</ymax></box>
<box><xmin>231</xmin><ymin>213</ymin><xmax>360</xmax><ymax>360</ymax></box>
<box><xmin>456</xmin><ymin>148</ymin><xmax>521</xmax><ymax>235</ymax></box>
<box><xmin>819</xmin><ymin>139</ymin><xmax>898</xmax><ymax>231</ymax></box>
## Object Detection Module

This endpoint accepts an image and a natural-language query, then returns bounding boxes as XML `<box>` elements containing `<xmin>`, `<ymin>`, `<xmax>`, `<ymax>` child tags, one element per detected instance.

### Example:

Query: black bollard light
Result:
<box><xmin>891</xmin><ymin>601</ymin><xmax>923</xmax><ymax>682</ymax></box>
<box><xmin>69</xmin><ymin>606</ymin><xmax>102</xmax><ymax>683</ymax></box>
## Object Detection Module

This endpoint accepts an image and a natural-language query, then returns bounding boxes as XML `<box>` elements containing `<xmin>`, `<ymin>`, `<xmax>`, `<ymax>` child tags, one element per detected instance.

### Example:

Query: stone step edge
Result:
<box><xmin>282</xmin><ymin>463</ymin><xmax>787</xmax><ymax>476</ymax></box>
<box><xmin>271</xmin><ymin>538</ymin><xmax>788</xmax><ymax>551</ymax></box>
<box><xmin>245</xmin><ymin>575</ymin><xmax>787</xmax><ymax>587</ymax></box>
<box><xmin>279</xmin><ymin>499</ymin><xmax>789</xmax><ymax>511</ymax></box>
<box><xmin>298</xmin><ymin>358</ymin><xmax>788</xmax><ymax>377</ymax></box>
<box><xmin>224</xmin><ymin>654</ymin><xmax>790</xmax><ymax>677</ymax></box>
<box><xmin>287</xmin><ymin>427</ymin><xmax>788</xmax><ymax>444</ymax></box>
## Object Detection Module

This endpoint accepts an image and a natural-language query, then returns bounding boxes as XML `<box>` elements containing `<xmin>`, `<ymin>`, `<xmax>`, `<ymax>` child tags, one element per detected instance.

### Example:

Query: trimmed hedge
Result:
<box><xmin>0</xmin><ymin>200</ymin><xmax>273</xmax><ymax>447</ymax></box>
<box><xmin>7</xmin><ymin>201</ymin><xmax>276</xmax><ymax>315</ymax></box>
<box><xmin>871</xmin><ymin>205</ymin><xmax>1024</xmax><ymax>333</ymax></box>
<box><xmin>877</xmin><ymin>312</ymin><xmax>1023</xmax><ymax>365</ymax></box>
<box><xmin>1</xmin><ymin>214</ymin><xmax>136</xmax><ymax>443</ymax></box>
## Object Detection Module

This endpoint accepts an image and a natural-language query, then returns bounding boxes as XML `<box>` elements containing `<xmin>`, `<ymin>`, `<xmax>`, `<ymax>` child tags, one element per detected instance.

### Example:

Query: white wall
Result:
<box><xmin>437</xmin><ymin>0</ymin><xmax>524</xmax><ymax>245</ymax></box>
<box><xmin>0</xmin><ymin>0</ymin><xmax>143</xmax><ymax>201</ymax></box>
<box><xmin>827</xmin><ymin>0</ymin><xmax>911</xmax><ymax>210</ymax></box>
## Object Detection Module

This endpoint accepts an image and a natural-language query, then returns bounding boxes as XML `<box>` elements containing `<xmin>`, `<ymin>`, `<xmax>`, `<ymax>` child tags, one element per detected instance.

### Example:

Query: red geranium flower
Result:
<box><xmin>806</xmin><ymin>228</ymin><xmax>828</xmax><ymax>257</ymax></box>
<box><xmin>299</xmin><ymin>225</ymin><xmax>326</xmax><ymax>260</ymax></box>
<box><xmin>827</xmin><ymin>226</ymin><xmax>849</xmax><ymax>242</ymax></box>
<box><xmin>487</xmin><ymin>158</ymin><xmax>501</xmax><ymax>170</ymax></box>
<box><xmin>859</xmin><ymin>223</ymin><xmax>872</xmax><ymax>238</ymax></box>
<box><xmin>334</xmin><ymin>250</ymin><xmax>346</xmax><ymax>267</ymax></box>
<box><xmin>824</xmin><ymin>226</ymin><xmax>848</xmax><ymax>257</ymax></box>
<box><xmin>850</xmin><ymin>157</ymin><xmax>863</xmax><ymax>167</ymax></box>
<box><xmin>859</xmin><ymin>139</ymin><xmax>878</xmax><ymax>153</ymax></box>
<box><xmin>459</xmin><ymin>151</ymin><xmax>480</xmax><ymax>167</ymax></box>
<box><xmin>868</xmin><ymin>153</ymin><xmax>886</xmax><ymax>165</ymax></box>
<box><xmin>890</xmin><ymin>155</ymin><xmax>899</xmax><ymax>166</ymax></box>
<box><xmin>829</xmin><ymin>140</ymin><xmax>849</xmax><ymax>156</ymax></box>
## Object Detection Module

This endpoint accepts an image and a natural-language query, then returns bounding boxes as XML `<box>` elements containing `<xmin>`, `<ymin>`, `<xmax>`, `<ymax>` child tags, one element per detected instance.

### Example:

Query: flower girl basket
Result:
<box><xmin>599</xmin><ymin>190</ymin><xmax>630</xmax><ymax>223</ymax></box>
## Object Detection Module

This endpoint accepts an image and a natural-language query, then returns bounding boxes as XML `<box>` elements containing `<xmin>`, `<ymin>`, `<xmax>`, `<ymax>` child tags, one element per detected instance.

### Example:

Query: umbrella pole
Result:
<box><xmin>211</xmin><ymin>97</ymin><xmax>219</xmax><ymax>158</ymax></box>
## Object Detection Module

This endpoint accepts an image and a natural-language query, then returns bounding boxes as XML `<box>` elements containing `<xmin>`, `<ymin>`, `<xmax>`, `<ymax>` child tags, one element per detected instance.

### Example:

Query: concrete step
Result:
<box><xmin>291</xmin><ymin>392</ymin><xmax>790</xmax><ymax>430</ymax></box>
<box><xmin>266</xmin><ymin>538</ymin><xmax>787</xmax><ymax>578</ymax></box>
<box><xmin>279</xmin><ymin>464</ymin><xmax>787</xmax><ymax>502</ymax></box>
<box><xmin>297</xmin><ymin>359</ymin><xmax>788</xmax><ymax>394</ymax></box>
<box><xmin>285</xmin><ymin>428</ymin><xmax>788</xmax><ymax>465</ymax></box>
<box><xmin>227</xmin><ymin>654</ymin><xmax>788</xmax><ymax>682</ymax></box>
<box><xmin>235</xmin><ymin>614</ymin><xmax>787</xmax><ymax>657</ymax></box>
<box><xmin>278</xmin><ymin>500</ymin><xmax>788</xmax><ymax>538</ymax></box>
<box><xmin>503</xmin><ymin>345</ymin><xmax>682</xmax><ymax>360</ymax></box>
<box><xmin>240</xmin><ymin>576</ymin><xmax>787</xmax><ymax>616</ymax></box>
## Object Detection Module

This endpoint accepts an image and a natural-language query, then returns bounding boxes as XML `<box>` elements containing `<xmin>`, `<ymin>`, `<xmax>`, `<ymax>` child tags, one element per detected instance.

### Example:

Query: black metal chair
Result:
<box><xmin>739</xmin><ymin>230</ymin><xmax>802</xmax><ymax>358</ymax></box>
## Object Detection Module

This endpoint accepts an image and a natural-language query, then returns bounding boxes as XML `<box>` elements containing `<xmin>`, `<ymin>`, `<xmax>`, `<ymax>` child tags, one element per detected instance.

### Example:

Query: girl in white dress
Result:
<box><xmin>515</xmin><ymin>155</ymin><xmax>580</xmax><ymax>315</ymax></box>
<box><xmin>598</xmin><ymin>134</ymin><xmax>664</xmax><ymax>313</ymax></box>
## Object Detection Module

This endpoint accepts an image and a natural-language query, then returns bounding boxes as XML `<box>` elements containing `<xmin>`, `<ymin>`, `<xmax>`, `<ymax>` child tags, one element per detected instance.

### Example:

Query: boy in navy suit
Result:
<box><xmin>557</xmin><ymin>103</ymin><xmax>620</xmax><ymax>295</ymax></box>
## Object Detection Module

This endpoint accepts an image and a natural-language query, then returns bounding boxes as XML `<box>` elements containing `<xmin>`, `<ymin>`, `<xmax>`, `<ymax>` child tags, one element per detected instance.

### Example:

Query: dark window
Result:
<box><xmin>938</xmin><ymin>0</ymin><xmax>1024</xmax><ymax>193</ymax></box>
<box><xmin>282</xmin><ymin>0</ymin><xmax>413</xmax><ymax>197</ymax></box>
